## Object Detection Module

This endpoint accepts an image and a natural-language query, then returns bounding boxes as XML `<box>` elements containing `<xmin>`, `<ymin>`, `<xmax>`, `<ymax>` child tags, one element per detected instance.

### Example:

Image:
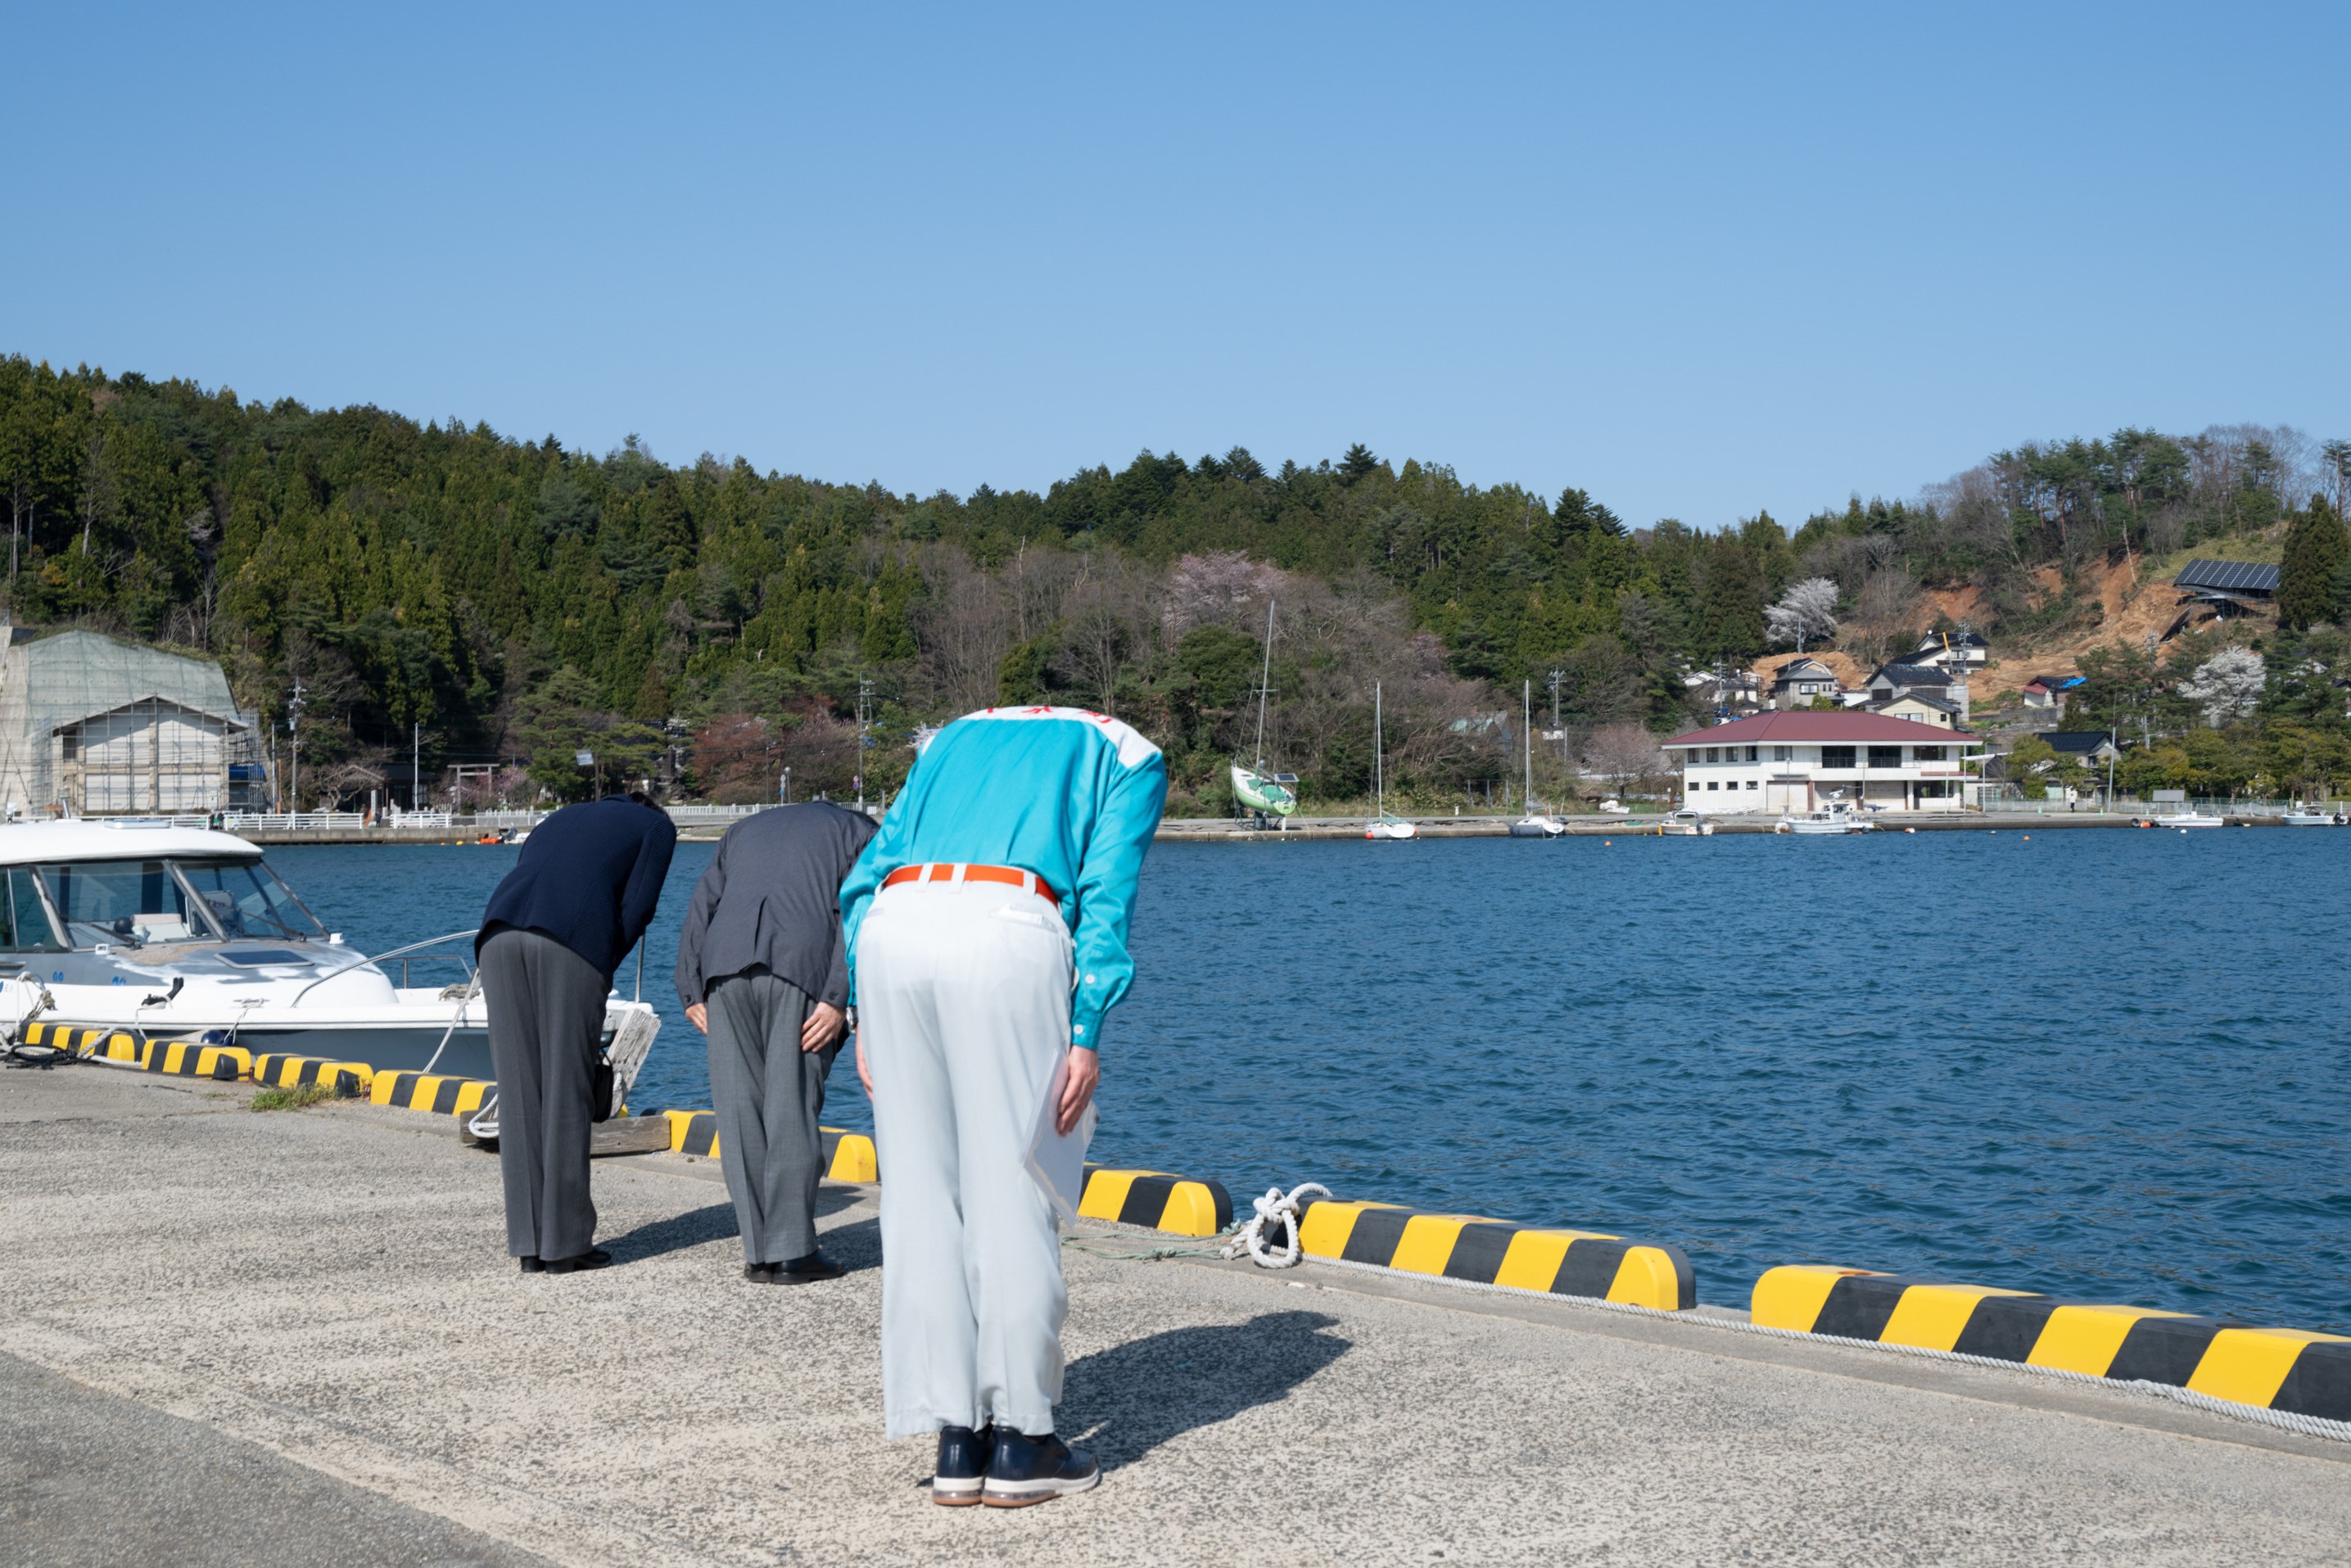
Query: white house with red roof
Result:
<box><xmin>1662</xmin><ymin>710</ymin><xmax>1986</xmax><ymax>815</ymax></box>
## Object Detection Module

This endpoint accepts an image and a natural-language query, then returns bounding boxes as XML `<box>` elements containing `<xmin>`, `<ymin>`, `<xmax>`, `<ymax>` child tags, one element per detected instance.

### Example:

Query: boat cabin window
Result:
<box><xmin>0</xmin><ymin>868</ymin><xmax>64</xmax><ymax>952</ymax></box>
<box><xmin>173</xmin><ymin>859</ymin><xmax>326</xmax><ymax>942</ymax></box>
<box><xmin>38</xmin><ymin>861</ymin><xmax>207</xmax><ymax>948</ymax></box>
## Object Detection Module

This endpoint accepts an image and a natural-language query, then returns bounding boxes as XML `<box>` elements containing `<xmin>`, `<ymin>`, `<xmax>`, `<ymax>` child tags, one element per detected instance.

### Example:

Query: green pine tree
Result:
<box><xmin>2277</xmin><ymin>497</ymin><xmax>2349</xmax><ymax>630</ymax></box>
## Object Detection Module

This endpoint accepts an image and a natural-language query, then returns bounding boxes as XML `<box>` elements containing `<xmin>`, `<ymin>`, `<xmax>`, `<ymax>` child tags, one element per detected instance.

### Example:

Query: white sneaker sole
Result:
<box><xmin>930</xmin><ymin>1477</ymin><xmax>983</xmax><ymax>1507</ymax></box>
<box><xmin>980</xmin><ymin>1470</ymin><xmax>1101</xmax><ymax>1508</ymax></box>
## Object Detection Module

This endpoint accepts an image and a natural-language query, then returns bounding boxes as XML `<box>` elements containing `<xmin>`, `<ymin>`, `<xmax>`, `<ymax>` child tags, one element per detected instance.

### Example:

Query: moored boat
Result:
<box><xmin>1775</xmin><ymin>802</ymin><xmax>1873</xmax><ymax>834</ymax></box>
<box><xmin>1660</xmin><ymin>808</ymin><xmax>1716</xmax><ymax>836</ymax></box>
<box><xmin>0</xmin><ymin>820</ymin><xmax>657</xmax><ymax>1091</ymax></box>
<box><xmin>2152</xmin><ymin>811</ymin><xmax>2225</xmax><ymax>829</ymax></box>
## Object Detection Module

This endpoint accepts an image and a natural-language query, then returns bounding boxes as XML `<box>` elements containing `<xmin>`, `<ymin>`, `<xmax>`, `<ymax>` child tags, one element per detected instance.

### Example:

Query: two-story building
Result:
<box><xmin>1909</xmin><ymin>629</ymin><xmax>1989</xmax><ymax>671</ymax></box>
<box><xmin>1767</xmin><ymin>657</ymin><xmax>1844</xmax><ymax>709</ymax></box>
<box><xmin>1865</xmin><ymin>659</ymin><xmax>1969</xmax><ymax>725</ymax></box>
<box><xmin>1662</xmin><ymin>710</ymin><xmax>1986</xmax><ymax>815</ymax></box>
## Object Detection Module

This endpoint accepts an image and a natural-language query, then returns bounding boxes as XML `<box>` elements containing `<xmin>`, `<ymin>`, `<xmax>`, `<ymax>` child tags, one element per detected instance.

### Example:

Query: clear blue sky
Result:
<box><xmin>8</xmin><ymin>3</ymin><xmax>2346</xmax><ymax>531</ymax></box>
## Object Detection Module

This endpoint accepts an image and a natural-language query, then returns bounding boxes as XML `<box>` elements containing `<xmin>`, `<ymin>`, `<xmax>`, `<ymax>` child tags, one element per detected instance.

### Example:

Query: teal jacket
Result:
<box><xmin>840</xmin><ymin>706</ymin><xmax>1169</xmax><ymax>1051</ymax></box>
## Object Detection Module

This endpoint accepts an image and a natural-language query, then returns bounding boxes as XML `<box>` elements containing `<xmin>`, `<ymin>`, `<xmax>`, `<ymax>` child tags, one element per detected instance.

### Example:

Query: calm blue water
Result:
<box><xmin>276</xmin><ymin>829</ymin><xmax>2351</xmax><ymax>1329</ymax></box>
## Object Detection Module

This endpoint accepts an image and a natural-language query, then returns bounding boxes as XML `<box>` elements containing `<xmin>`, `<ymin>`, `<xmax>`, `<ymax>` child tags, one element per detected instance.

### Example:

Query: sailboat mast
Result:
<box><xmin>1522</xmin><ymin>679</ymin><xmax>1533</xmax><ymax>810</ymax></box>
<box><xmin>1252</xmin><ymin>598</ymin><xmax>1276</xmax><ymax>770</ymax></box>
<box><xmin>1374</xmin><ymin>681</ymin><xmax>1383</xmax><ymax>813</ymax></box>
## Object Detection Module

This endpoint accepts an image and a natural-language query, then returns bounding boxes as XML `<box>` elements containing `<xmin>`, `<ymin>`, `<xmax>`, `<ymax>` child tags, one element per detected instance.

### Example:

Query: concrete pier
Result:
<box><xmin>3</xmin><ymin>1066</ymin><xmax>2345</xmax><ymax>1566</ymax></box>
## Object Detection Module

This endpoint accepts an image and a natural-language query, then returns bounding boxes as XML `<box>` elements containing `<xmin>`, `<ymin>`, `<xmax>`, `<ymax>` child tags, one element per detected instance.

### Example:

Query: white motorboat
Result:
<box><xmin>1660</xmin><ymin>808</ymin><xmax>1716</xmax><ymax>836</ymax></box>
<box><xmin>1775</xmin><ymin>802</ymin><xmax>1874</xmax><ymax>834</ymax></box>
<box><xmin>2281</xmin><ymin>810</ymin><xmax>2345</xmax><ymax>827</ymax></box>
<box><xmin>0</xmin><ymin>820</ymin><xmax>657</xmax><ymax>1091</ymax></box>
<box><xmin>2151</xmin><ymin>811</ymin><xmax>2225</xmax><ymax>829</ymax></box>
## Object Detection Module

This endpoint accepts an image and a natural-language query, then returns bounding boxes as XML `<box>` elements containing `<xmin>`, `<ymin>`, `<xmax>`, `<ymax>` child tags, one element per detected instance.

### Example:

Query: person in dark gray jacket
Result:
<box><xmin>674</xmin><ymin>800</ymin><xmax>877</xmax><ymax>1283</ymax></box>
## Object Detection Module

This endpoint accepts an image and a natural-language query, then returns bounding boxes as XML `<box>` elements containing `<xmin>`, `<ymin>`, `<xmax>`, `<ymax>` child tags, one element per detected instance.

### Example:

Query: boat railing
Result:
<box><xmin>292</xmin><ymin>929</ymin><xmax>482</xmax><ymax>1004</ymax></box>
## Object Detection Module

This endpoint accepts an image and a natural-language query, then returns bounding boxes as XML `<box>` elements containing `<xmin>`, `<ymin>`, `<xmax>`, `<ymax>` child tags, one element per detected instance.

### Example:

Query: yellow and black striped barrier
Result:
<box><xmin>662</xmin><ymin>1110</ymin><xmax>878</xmax><ymax>1182</ymax></box>
<box><xmin>1078</xmin><ymin>1167</ymin><xmax>1233</xmax><ymax>1237</ymax></box>
<box><xmin>250</xmin><ymin>1052</ymin><xmax>373</xmax><ymax>1096</ymax></box>
<box><xmin>1294</xmin><ymin>1199</ymin><xmax>1696</xmax><ymax>1312</ymax></box>
<box><xmin>30</xmin><ymin>1023</ymin><xmax>254</xmax><ymax>1082</ymax></box>
<box><xmin>1754</xmin><ymin>1266</ymin><xmax>2351</xmax><ymax>1421</ymax></box>
<box><xmin>139</xmin><ymin>1038</ymin><xmax>255</xmax><ymax>1081</ymax></box>
<box><xmin>369</xmin><ymin>1071</ymin><xmax>494</xmax><ymax>1114</ymax></box>
<box><xmin>26</xmin><ymin>1022</ymin><xmax>134</xmax><ymax>1059</ymax></box>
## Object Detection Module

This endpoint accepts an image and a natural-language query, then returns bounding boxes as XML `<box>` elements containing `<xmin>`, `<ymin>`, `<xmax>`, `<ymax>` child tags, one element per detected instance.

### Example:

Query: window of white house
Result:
<box><xmin>1820</xmin><ymin>745</ymin><xmax>1856</xmax><ymax>769</ymax></box>
<box><xmin>1772</xmin><ymin>745</ymin><xmax>1792</xmax><ymax>762</ymax></box>
<box><xmin>1704</xmin><ymin>747</ymin><xmax>1719</xmax><ymax>763</ymax></box>
<box><xmin>1744</xmin><ymin>745</ymin><xmax>1759</xmax><ymax>761</ymax></box>
<box><xmin>1915</xmin><ymin>745</ymin><xmax>1946</xmax><ymax>761</ymax></box>
<box><xmin>1746</xmin><ymin>779</ymin><xmax>1758</xmax><ymax>789</ymax></box>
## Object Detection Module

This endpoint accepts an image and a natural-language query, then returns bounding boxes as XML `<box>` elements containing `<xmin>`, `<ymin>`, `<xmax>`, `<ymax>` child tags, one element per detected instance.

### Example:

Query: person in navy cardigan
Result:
<box><xmin>478</xmin><ymin>793</ymin><xmax>676</xmax><ymax>1272</ymax></box>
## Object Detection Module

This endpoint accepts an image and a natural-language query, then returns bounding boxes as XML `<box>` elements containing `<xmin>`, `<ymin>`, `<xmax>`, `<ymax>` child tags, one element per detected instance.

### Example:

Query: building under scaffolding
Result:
<box><xmin>0</xmin><ymin>629</ymin><xmax>266</xmax><ymax>816</ymax></box>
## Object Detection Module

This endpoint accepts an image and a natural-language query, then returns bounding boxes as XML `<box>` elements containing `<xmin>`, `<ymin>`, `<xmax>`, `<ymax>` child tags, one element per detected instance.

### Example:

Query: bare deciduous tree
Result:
<box><xmin>1765</xmin><ymin>577</ymin><xmax>1840</xmax><ymax>652</ymax></box>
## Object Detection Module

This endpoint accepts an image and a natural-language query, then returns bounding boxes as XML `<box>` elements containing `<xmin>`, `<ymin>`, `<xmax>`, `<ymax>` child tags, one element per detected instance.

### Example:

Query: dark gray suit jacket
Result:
<box><xmin>673</xmin><ymin>802</ymin><xmax>878</xmax><ymax>1011</ymax></box>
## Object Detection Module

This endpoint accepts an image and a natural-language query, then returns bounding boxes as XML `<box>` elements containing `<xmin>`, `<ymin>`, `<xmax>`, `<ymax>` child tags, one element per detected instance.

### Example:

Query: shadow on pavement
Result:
<box><xmin>1062</xmin><ymin>1310</ymin><xmax>1350</xmax><ymax>1468</ymax></box>
<box><xmin>601</xmin><ymin>1187</ymin><xmax>865</xmax><ymax>1266</ymax></box>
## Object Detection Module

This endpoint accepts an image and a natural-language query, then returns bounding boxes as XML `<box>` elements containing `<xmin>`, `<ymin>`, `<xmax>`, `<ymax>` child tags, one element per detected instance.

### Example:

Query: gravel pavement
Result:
<box><xmin>2</xmin><ymin>1064</ymin><xmax>2345</xmax><ymax>1566</ymax></box>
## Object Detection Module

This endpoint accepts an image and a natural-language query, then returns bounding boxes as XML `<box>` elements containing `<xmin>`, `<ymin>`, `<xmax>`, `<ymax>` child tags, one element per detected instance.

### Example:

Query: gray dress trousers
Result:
<box><xmin>706</xmin><ymin>967</ymin><xmax>839</xmax><ymax>1265</ymax></box>
<box><xmin>481</xmin><ymin>928</ymin><xmax>609</xmax><ymax>1262</ymax></box>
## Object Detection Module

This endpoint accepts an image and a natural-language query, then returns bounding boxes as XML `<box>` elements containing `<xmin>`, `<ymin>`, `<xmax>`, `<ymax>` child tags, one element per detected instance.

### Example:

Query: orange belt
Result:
<box><xmin>881</xmin><ymin>862</ymin><xmax>1060</xmax><ymax>906</ymax></box>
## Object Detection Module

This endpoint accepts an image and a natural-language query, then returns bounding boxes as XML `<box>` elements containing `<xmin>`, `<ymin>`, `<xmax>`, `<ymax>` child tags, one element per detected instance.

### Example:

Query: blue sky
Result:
<box><xmin>8</xmin><ymin>4</ymin><xmax>2346</xmax><ymax>530</ymax></box>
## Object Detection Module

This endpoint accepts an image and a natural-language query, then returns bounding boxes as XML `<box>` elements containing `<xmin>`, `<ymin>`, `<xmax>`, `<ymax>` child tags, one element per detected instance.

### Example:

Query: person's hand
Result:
<box><xmin>1056</xmin><ymin>1046</ymin><xmax>1099</xmax><ymax>1136</ymax></box>
<box><xmin>685</xmin><ymin>1002</ymin><xmax>708</xmax><ymax>1034</ymax></box>
<box><xmin>802</xmin><ymin>1001</ymin><xmax>847</xmax><ymax>1053</ymax></box>
<box><xmin>854</xmin><ymin>1029</ymin><xmax>874</xmax><ymax>1097</ymax></box>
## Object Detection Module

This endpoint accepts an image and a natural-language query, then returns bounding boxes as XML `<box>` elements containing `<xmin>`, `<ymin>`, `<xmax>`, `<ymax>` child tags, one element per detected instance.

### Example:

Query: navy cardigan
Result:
<box><xmin>479</xmin><ymin>798</ymin><xmax>678</xmax><ymax>979</ymax></box>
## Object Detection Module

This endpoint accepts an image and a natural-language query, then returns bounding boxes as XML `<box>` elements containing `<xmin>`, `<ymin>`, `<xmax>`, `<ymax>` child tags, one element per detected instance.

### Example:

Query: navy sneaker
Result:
<box><xmin>980</xmin><ymin>1430</ymin><xmax>1100</xmax><ymax>1507</ymax></box>
<box><xmin>931</xmin><ymin>1425</ymin><xmax>993</xmax><ymax>1506</ymax></box>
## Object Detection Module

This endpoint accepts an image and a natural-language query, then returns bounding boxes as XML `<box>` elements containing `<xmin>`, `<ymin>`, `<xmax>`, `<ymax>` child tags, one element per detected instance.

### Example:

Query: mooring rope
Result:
<box><xmin>1219</xmin><ymin>1182</ymin><xmax>1331</xmax><ymax>1268</ymax></box>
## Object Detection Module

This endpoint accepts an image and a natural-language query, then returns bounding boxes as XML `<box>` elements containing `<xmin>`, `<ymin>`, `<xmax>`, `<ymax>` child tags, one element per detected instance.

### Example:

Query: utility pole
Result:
<box><xmin>285</xmin><ymin>676</ymin><xmax>306</xmax><ymax>813</ymax></box>
<box><xmin>854</xmin><ymin>679</ymin><xmax>875</xmax><ymax>808</ymax></box>
<box><xmin>411</xmin><ymin>721</ymin><xmax>420</xmax><ymax>812</ymax></box>
<box><xmin>781</xmin><ymin>766</ymin><xmax>792</xmax><ymax>805</ymax></box>
<box><xmin>1547</xmin><ymin>667</ymin><xmax>1565</xmax><ymax>757</ymax></box>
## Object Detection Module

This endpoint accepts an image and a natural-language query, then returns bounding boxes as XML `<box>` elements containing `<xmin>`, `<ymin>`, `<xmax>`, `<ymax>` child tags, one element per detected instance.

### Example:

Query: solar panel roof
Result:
<box><xmin>2173</xmin><ymin>559</ymin><xmax>2279</xmax><ymax>594</ymax></box>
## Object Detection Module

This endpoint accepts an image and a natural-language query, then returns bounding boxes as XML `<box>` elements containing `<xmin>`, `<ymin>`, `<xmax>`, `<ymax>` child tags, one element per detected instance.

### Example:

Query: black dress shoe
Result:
<box><xmin>773</xmin><ymin>1250</ymin><xmax>844</xmax><ymax>1284</ymax></box>
<box><xmin>930</xmin><ymin>1425</ymin><xmax>993</xmax><ymax>1506</ymax></box>
<box><xmin>518</xmin><ymin>1256</ymin><xmax>544</xmax><ymax>1274</ymax></box>
<box><xmin>543</xmin><ymin>1247</ymin><xmax>613</xmax><ymax>1274</ymax></box>
<box><xmin>981</xmin><ymin>1430</ymin><xmax>1100</xmax><ymax>1507</ymax></box>
<box><xmin>743</xmin><ymin>1263</ymin><xmax>778</xmax><ymax>1283</ymax></box>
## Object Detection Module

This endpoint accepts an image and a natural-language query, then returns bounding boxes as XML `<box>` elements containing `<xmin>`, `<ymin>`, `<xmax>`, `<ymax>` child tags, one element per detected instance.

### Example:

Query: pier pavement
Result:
<box><xmin>3</xmin><ymin>1066</ymin><xmax>2346</xmax><ymax>1566</ymax></box>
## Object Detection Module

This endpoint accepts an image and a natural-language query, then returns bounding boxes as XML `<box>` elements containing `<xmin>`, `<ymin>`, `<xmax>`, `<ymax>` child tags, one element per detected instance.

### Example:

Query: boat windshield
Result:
<box><xmin>172</xmin><ymin>859</ymin><xmax>327</xmax><ymax>942</ymax></box>
<box><xmin>39</xmin><ymin>860</ymin><xmax>212</xmax><ymax>949</ymax></box>
<box><xmin>31</xmin><ymin>857</ymin><xmax>326</xmax><ymax>949</ymax></box>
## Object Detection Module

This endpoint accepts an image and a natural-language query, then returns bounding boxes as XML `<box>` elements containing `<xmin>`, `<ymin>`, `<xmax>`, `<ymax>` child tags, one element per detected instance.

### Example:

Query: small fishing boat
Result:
<box><xmin>2151</xmin><ymin>811</ymin><xmax>2225</xmax><ymax>829</ymax></box>
<box><xmin>1508</xmin><ymin>680</ymin><xmax>1567</xmax><ymax>837</ymax></box>
<box><xmin>2281</xmin><ymin>809</ymin><xmax>2346</xmax><ymax>827</ymax></box>
<box><xmin>0</xmin><ymin>820</ymin><xmax>658</xmax><ymax>1089</ymax></box>
<box><xmin>1775</xmin><ymin>802</ymin><xmax>1874</xmax><ymax>834</ymax></box>
<box><xmin>1364</xmin><ymin>683</ymin><xmax>1417</xmax><ymax>839</ymax></box>
<box><xmin>1660</xmin><ymin>808</ymin><xmax>1715</xmax><ymax>837</ymax></box>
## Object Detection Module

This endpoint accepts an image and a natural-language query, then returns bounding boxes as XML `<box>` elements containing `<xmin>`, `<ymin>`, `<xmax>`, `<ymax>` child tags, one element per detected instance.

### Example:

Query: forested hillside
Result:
<box><xmin>2</xmin><ymin>355</ymin><xmax>2345</xmax><ymax>810</ymax></box>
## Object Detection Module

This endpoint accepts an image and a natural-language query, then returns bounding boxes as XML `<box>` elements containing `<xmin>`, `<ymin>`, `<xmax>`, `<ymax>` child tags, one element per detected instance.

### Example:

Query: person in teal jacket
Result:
<box><xmin>839</xmin><ymin>705</ymin><xmax>1167</xmax><ymax>1507</ymax></box>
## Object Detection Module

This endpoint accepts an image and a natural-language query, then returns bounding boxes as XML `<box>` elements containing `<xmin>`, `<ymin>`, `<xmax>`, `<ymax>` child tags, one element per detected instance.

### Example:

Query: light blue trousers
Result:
<box><xmin>858</xmin><ymin>879</ymin><xmax>1074</xmax><ymax>1439</ymax></box>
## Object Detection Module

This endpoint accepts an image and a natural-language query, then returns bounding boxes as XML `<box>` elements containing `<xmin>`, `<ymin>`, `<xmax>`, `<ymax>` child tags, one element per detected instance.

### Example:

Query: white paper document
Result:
<box><xmin>1025</xmin><ymin>1053</ymin><xmax>1098</xmax><ymax>1229</ymax></box>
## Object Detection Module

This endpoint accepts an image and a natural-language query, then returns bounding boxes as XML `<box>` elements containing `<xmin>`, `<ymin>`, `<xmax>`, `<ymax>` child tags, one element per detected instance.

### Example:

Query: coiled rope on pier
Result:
<box><xmin>1221</xmin><ymin>1182</ymin><xmax>1330</xmax><ymax>1268</ymax></box>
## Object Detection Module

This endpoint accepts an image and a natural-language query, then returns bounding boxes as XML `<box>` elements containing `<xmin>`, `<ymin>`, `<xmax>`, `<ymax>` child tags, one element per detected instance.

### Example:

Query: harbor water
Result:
<box><xmin>284</xmin><ymin>828</ymin><xmax>2350</xmax><ymax>1330</ymax></box>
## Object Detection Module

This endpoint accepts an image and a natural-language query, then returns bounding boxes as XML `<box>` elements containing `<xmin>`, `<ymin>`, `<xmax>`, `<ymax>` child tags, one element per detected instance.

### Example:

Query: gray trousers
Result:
<box><xmin>858</xmin><ymin>879</ymin><xmax>1074</xmax><ymax>1439</ymax></box>
<box><xmin>707</xmin><ymin>968</ymin><xmax>839</xmax><ymax>1265</ymax></box>
<box><xmin>481</xmin><ymin>929</ymin><xmax>608</xmax><ymax>1262</ymax></box>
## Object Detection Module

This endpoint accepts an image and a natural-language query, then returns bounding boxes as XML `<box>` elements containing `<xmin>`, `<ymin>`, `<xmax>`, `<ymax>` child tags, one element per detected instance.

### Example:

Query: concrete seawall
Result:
<box><xmin>3</xmin><ymin>1065</ymin><xmax>2344</xmax><ymax>1566</ymax></box>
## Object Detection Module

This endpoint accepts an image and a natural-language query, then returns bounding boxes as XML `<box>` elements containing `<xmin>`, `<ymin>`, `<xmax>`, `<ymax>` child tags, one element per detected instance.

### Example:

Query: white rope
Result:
<box><xmin>1221</xmin><ymin>1182</ymin><xmax>1330</xmax><ymax>1268</ymax></box>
